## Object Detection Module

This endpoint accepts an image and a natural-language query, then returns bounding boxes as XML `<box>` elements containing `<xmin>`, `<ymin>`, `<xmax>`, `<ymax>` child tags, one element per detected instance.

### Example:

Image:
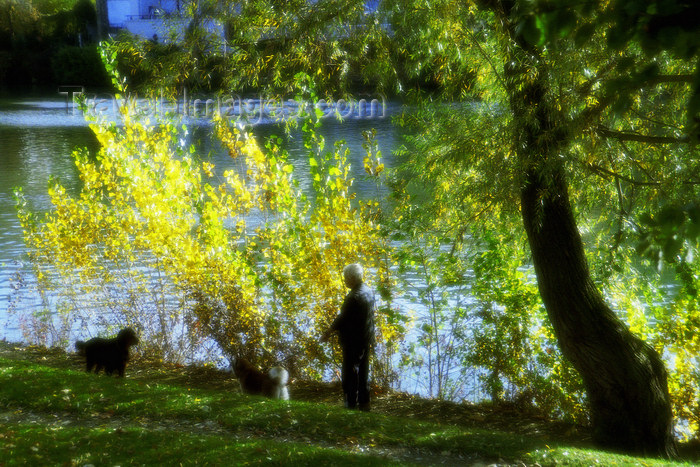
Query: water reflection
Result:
<box><xmin>0</xmin><ymin>100</ymin><xmax>101</xmax><ymax>340</ymax></box>
<box><xmin>0</xmin><ymin>99</ymin><xmax>88</xmax><ymax>128</ymax></box>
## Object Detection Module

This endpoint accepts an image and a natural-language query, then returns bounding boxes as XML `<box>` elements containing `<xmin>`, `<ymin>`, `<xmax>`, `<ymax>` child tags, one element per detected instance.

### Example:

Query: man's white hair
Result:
<box><xmin>343</xmin><ymin>263</ymin><xmax>364</xmax><ymax>285</ymax></box>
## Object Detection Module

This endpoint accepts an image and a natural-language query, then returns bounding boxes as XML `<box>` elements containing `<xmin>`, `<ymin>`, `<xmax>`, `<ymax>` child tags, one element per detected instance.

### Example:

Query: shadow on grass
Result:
<box><xmin>0</xmin><ymin>423</ymin><xmax>404</xmax><ymax>466</ymax></box>
<box><xmin>1</xmin><ymin>342</ymin><xmax>698</xmax><ymax>466</ymax></box>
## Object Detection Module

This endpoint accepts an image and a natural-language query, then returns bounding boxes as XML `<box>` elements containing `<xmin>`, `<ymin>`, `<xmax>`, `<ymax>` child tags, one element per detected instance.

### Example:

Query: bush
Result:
<box><xmin>51</xmin><ymin>45</ymin><xmax>109</xmax><ymax>87</ymax></box>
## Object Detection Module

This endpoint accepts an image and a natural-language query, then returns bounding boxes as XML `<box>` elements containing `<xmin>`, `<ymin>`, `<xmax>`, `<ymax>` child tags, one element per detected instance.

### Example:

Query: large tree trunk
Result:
<box><xmin>521</xmin><ymin>168</ymin><xmax>677</xmax><ymax>457</ymax></box>
<box><xmin>483</xmin><ymin>1</ymin><xmax>678</xmax><ymax>456</ymax></box>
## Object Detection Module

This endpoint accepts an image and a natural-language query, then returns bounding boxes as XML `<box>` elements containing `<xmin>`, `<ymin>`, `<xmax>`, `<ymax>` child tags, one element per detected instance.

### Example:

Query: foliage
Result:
<box><xmin>386</xmin><ymin>110</ymin><xmax>478</xmax><ymax>400</ymax></box>
<box><xmin>604</xmin><ymin>0</ymin><xmax>700</xmax><ymax>143</ymax></box>
<box><xmin>469</xmin><ymin>231</ymin><xmax>586</xmax><ymax>421</ymax></box>
<box><xmin>216</xmin><ymin>0</ymin><xmax>393</xmax><ymax>96</ymax></box>
<box><xmin>657</xmin><ymin>278</ymin><xmax>700</xmax><ymax>441</ymax></box>
<box><xmin>392</xmin><ymin>217</ymin><xmax>474</xmax><ymax>401</ymax></box>
<box><xmin>512</xmin><ymin>0</ymin><xmax>700</xmax><ymax>257</ymax></box>
<box><xmin>374</xmin><ymin>0</ymin><xmax>699</xmax><ymax>444</ymax></box>
<box><xmin>387</xmin><ymin>105</ymin><xmax>587</xmax><ymax>413</ymax></box>
<box><xmin>0</xmin><ymin>0</ymin><xmax>104</xmax><ymax>87</ymax></box>
<box><xmin>109</xmin><ymin>28</ymin><xmax>226</xmax><ymax>93</ymax></box>
<box><xmin>51</xmin><ymin>45</ymin><xmax>109</xmax><ymax>86</ymax></box>
<box><xmin>381</xmin><ymin>97</ymin><xmax>586</xmax><ymax>415</ymax></box>
<box><xmin>604</xmin><ymin>262</ymin><xmax>700</xmax><ymax>440</ymax></box>
<box><xmin>385</xmin><ymin>0</ymin><xmax>480</xmax><ymax>97</ymax></box>
<box><xmin>109</xmin><ymin>0</ymin><xmax>470</xmax><ymax>96</ymax></box>
<box><xmin>0</xmin><ymin>0</ymin><xmax>40</xmax><ymax>41</ymax></box>
<box><xmin>637</xmin><ymin>204</ymin><xmax>700</xmax><ymax>267</ymax></box>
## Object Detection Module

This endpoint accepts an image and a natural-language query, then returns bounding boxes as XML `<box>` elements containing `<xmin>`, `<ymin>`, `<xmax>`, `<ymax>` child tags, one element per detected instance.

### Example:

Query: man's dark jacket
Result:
<box><xmin>329</xmin><ymin>282</ymin><xmax>376</xmax><ymax>357</ymax></box>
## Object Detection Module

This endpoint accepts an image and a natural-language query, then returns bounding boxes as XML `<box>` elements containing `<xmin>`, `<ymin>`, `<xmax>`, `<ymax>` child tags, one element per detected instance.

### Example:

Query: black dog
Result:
<box><xmin>232</xmin><ymin>358</ymin><xmax>290</xmax><ymax>400</ymax></box>
<box><xmin>75</xmin><ymin>328</ymin><xmax>139</xmax><ymax>377</ymax></box>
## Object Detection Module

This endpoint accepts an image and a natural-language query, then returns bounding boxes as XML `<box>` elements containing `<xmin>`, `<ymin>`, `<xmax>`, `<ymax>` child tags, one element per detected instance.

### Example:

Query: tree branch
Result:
<box><xmin>596</xmin><ymin>126</ymin><xmax>688</xmax><ymax>145</ymax></box>
<box><xmin>573</xmin><ymin>73</ymin><xmax>693</xmax><ymax>135</ymax></box>
<box><xmin>585</xmin><ymin>160</ymin><xmax>700</xmax><ymax>187</ymax></box>
<box><xmin>585</xmin><ymin>162</ymin><xmax>660</xmax><ymax>186</ymax></box>
<box><xmin>619</xmin><ymin>140</ymin><xmax>657</xmax><ymax>182</ymax></box>
<box><xmin>645</xmin><ymin>74</ymin><xmax>694</xmax><ymax>85</ymax></box>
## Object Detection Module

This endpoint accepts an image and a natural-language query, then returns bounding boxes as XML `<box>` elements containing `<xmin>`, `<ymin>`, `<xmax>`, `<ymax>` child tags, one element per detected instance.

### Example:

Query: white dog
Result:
<box><xmin>267</xmin><ymin>366</ymin><xmax>290</xmax><ymax>400</ymax></box>
<box><xmin>233</xmin><ymin>358</ymin><xmax>290</xmax><ymax>400</ymax></box>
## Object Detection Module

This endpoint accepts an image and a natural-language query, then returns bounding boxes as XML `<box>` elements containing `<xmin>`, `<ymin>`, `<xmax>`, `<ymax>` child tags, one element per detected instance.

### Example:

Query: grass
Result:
<box><xmin>0</xmin><ymin>342</ymin><xmax>697</xmax><ymax>466</ymax></box>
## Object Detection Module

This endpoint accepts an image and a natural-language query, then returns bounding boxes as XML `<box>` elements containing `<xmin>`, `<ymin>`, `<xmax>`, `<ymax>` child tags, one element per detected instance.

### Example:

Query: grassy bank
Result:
<box><xmin>0</xmin><ymin>342</ymin><xmax>696</xmax><ymax>466</ymax></box>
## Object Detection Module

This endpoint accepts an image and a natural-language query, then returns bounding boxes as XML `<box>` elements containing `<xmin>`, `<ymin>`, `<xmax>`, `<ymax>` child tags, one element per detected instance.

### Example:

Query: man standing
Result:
<box><xmin>320</xmin><ymin>263</ymin><xmax>376</xmax><ymax>411</ymax></box>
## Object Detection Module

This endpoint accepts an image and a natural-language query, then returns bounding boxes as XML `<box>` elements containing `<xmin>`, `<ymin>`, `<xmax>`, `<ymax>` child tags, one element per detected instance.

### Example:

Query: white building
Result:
<box><xmin>104</xmin><ymin>0</ymin><xmax>382</xmax><ymax>43</ymax></box>
<box><xmin>106</xmin><ymin>0</ymin><xmax>223</xmax><ymax>43</ymax></box>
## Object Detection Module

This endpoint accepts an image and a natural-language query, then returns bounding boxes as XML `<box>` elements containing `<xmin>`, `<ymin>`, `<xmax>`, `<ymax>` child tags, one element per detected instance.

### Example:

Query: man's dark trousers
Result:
<box><xmin>342</xmin><ymin>347</ymin><xmax>370</xmax><ymax>410</ymax></box>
